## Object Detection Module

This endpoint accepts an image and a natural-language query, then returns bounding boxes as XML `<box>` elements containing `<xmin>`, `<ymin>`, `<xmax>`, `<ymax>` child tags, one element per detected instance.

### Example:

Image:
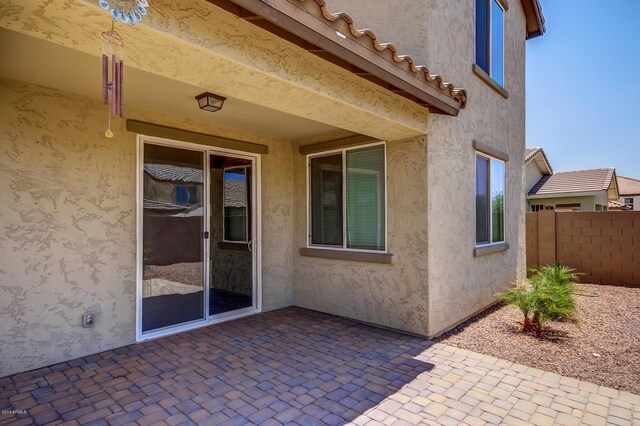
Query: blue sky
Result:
<box><xmin>526</xmin><ymin>0</ymin><xmax>640</xmax><ymax>178</ymax></box>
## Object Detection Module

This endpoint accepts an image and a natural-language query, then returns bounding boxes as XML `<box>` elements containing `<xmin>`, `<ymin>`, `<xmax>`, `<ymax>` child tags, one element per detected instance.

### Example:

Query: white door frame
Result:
<box><xmin>136</xmin><ymin>134</ymin><xmax>262</xmax><ymax>342</ymax></box>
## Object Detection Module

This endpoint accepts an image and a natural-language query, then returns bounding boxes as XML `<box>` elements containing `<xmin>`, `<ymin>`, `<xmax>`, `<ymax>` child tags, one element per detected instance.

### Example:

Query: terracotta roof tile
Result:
<box><xmin>298</xmin><ymin>0</ymin><xmax>467</xmax><ymax>108</ymax></box>
<box><xmin>617</xmin><ymin>176</ymin><xmax>640</xmax><ymax>196</ymax></box>
<box><xmin>524</xmin><ymin>147</ymin><xmax>553</xmax><ymax>174</ymax></box>
<box><xmin>608</xmin><ymin>200</ymin><xmax>631</xmax><ymax>210</ymax></box>
<box><xmin>528</xmin><ymin>168</ymin><xmax>615</xmax><ymax>196</ymax></box>
<box><xmin>144</xmin><ymin>164</ymin><xmax>203</xmax><ymax>184</ymax></box>
<box><xmin>525</xmin><ymin>147</ymin><xmax>541</xmax><ymax>163</ymax></box>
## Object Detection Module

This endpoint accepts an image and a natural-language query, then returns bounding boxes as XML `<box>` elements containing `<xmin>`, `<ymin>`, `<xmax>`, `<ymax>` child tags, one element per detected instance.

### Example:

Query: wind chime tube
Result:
<box><xmin>119</xmin><ymin>60</ymin><xmax>124</xmax><ymax>118</ymax></box>
<box><xmin>111</xmin><ymin>54</ymin><xmax>117</xmax><ymax>118</ymax></box>
<box><xmin>102</xmin><ymin>54</ymin><xmax>108</xmax><ymax>104</ymax></box>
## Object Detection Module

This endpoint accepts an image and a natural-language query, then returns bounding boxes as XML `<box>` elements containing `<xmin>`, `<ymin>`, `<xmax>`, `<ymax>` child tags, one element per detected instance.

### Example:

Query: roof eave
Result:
<box><xmin>608</xmin><ymin>170</ymin><xmax>620</xmax><ymax>200</ymax></box>
<box><xmin>525</xmin><ymin>148</ymin><xmax>553</xmax><ymax>175</ymax></box>
<box><xmin>212</xmin><ymin>0</ymin><xmax>466</xmax><ymax>116</ymax></box>
<box><xmin>527</xmin><ymin>190</ymin><xmax>606</xmax><ymax>199</ymax></box>
<box><xmin>521</xmin><ymin>0</ymin><xmax>546</xmax><ymax>40</ymax></box>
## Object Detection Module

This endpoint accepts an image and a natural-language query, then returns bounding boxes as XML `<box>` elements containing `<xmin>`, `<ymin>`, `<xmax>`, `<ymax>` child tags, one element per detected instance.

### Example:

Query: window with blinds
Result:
<box><xmin>309</xmin><ymin>144</ymin><xmax>386</xmax><ymax>252</ymax></box>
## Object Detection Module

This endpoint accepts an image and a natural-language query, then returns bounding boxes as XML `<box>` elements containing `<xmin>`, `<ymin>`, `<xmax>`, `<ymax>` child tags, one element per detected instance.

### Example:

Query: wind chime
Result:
<box><xmin>101</xmin><ymin>23</ymin><xmax>124</xmax><ymax>138</ymax></box>
<box><xmin>98</xmin><ymin>0</ymin><xmax>149</xmax><ymax>138</ymax></box>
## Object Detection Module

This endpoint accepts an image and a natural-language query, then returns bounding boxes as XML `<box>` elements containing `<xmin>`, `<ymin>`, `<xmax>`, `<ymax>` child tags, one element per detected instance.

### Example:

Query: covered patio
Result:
<box><xmin>2</xmin><ymin>308</ymin><xmax>636</xmax><ymax>425</ymax></box>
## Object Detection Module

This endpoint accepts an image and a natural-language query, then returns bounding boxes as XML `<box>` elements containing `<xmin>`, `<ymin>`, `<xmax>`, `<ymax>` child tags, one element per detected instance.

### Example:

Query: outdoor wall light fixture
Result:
<box><xmin>196</xmin><ymin>92</ymin><xmax>226</xmax><ymax>112</ymax></box>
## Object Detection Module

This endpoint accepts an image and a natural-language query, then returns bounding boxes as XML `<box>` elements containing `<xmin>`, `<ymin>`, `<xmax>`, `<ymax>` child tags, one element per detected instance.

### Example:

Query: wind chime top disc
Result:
<box><xmin>98</xmin><ymin>0</ymin><xmax>148</xmax><ymax>25</ymax></box>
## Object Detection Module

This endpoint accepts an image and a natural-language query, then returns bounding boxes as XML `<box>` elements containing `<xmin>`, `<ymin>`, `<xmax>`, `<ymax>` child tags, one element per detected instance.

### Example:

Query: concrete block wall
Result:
<box><xmin>526</xmin><ymin>211</ymin><xmax>640</xmax><ymax>285</ymax></box>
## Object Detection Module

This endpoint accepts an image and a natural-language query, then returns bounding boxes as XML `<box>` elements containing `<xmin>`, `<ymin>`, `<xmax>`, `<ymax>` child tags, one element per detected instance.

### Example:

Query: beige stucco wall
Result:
<box><xmin>0</xmin><ymin>77</ymin><xmax>294</xmax><ymax>376</ymax></box>
<box><xmin>329</xmin><ymin>0</ymin><xmax>529</xmax><ymax>336</ymax></box>
<box><xmin>292</xmin><ymin>137</ymin><xmax>430</xmax><ymax>335</ymax></box>
<box><xmin>1</xmin><ymin>0</ymin><xmax>534</xmax><ymax>375</ymax></box>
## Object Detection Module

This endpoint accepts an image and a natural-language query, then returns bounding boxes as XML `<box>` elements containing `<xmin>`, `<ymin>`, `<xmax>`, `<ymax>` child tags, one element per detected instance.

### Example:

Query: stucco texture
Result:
<box><xmin>1</xmin><ymin>0</ymin><xmax>534</xmax><ymax>376</ymax></box>
<box><xmin>329</xmin><ymin>0</ymin><xmax>529</xmax><ymax>335</ymax></box>
<box><xmin>0</xmin><ymin>77</ymin><xmax>294</xmax><ymax>376</ymax></box>
<box><xmin>292</xmin><ymin>137</ymin><xmax>430</xmax><ymax>336</ymax></box>
<box><xmin>1</xmin><ymin>0</ymin><xmax>428</xmax><ymax>142</ymax></box>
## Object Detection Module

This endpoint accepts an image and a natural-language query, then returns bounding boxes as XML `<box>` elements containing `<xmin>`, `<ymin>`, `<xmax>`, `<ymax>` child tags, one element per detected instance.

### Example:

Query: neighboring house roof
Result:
<box><xmin>212</xmin><ymin>0</ymin><xmax>468</xmax><ymax>115</ymax></box>
<box><xmin>225</xmin><ymin>179</ymin><xmax>248</xmax><ymax>208</ymax></box>
<box><xmin>144</xmin><ymin>164</ymin><xmax>204</xmax><ymax>184</ymax></box>
<box><xmin>144</xmin><ymin>163</ymin><xmax>248</xmax><ymax>208</ymax></box>
<box><xmin>524</xmin><ymin>147</ymin><xmax>542</xmax><ymax>164</ymax></box>
<box><xmin>617</xmin><ymin>176</ymin><xmax>640</xmax><ymax>196</ymax></box>
<box><xmin>608</xmin><ymin>200</ymin><xmax>631</xmax><ymax>211</ymax></box>
<box><xmin>524</xmin><ymin>147</ymin><xmax>553</xmax><ymax>175</ymax></box>
<box><xmin>525</xmin><ymin>147</ymin><xmax>541</xmax><ymax>163</ymax></box>
<box><xmin>143</xmin><ymin>199</ymin><xmax>188</xmax><ymax>213</ymax></box>
<box><xmin>528</xmin><ymin>168</ymin><xmax>616</xmax><ymax>196</ymax></box>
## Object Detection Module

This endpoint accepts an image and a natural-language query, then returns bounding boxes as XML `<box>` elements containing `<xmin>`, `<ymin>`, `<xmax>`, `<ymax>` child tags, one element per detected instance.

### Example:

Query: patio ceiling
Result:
<box><xmin>1</xmin><ymin>0</ymin><xmax>432</xmax><ymax>141</ymax></box>
<box><xmin>0</xmin><ymin>29</ymin><xmax>337</xmax><ymax>141</ymax></box>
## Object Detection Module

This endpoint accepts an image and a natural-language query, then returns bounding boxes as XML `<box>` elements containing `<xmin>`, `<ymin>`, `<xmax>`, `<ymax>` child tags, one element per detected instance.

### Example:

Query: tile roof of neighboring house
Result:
<box><xmin>525</xmin><ymin>147</ymin><xmax>541</xmax><ymax>163</ymax></box>
<box><xmin>528</xmin><ymin>168</ymin><xmax>616</xmax><ymax>196</ymax></box>
<box><xmin>608</xmin><ymin>200</ymin><xmax>631</xmax><ymax>210</ymax></box>
<box><xmin>143</xmin><ymin>199</ymin><xmax>188</xmax><ymax>213</ymax></box>
<box><xmin>224</xmin><ymin>179</ymin><xmax>247</xmax><ymax>208</ymax></box>
<box><xmin>617</xmin><ymin>176</ymin><xmax>640</xmax><ymax>196</ymax></box>
<box><xmin>144</xmin><ymin>164</ymin><xmax>203</xmax><ymax>184</ymax></box>
<box><xmin>524</xmin><ymin>147</ymin><xmax>553</xmax><ymax>174</ymax></box>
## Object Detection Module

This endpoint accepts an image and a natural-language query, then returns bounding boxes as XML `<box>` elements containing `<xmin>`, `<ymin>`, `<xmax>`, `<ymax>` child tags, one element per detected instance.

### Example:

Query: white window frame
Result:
<box><xmin>475</xmin><ymin>151</ymin><xmax>506</xmax><ymax>247</ymax></box>
<box><xmin>624</xmin><ymin>197</ymin><xmax>634</xmax><ymax>209</ymax></box>
<box><xmin>222</xmin><ymin>165</ymin><xmax>250</xmax><ymax>244</ymax></box>
<box><xmin>489</xmin><ymin>0</ymin><xmax>506</xmax><ymax>86</ymax></box>
<box><xmin>306</xmin><ymin>142</ymin><xmax>388</xmax><ymax>254</ymax></box>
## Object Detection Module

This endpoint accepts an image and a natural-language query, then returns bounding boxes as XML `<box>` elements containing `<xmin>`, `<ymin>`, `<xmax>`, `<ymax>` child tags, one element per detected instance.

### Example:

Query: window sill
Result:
<box><xmin>299</xmin><ymin>247</ymin><xmax>393</xmax><ymax>264</ymax></box>
<box><xmin>474</xmin><ymin>242</ymin><xmax>509</xmax><ymax>257</ymax></box>
<box><xmin>472</xmin><ymin>64</ymin><xmax>509</xmax><ymax>99</ymax></box>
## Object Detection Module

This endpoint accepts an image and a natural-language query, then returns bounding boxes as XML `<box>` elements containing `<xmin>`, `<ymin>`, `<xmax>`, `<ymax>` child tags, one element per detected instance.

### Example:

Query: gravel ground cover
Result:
<box><xmin>145</xmin><ymin>262</ymin><xmax>204</xmax><ymax>287</ymax></box>
<box><xmin>436</xmin><ymin>283</ymin><xmax>640</xmax><ymax>394</ymax></box>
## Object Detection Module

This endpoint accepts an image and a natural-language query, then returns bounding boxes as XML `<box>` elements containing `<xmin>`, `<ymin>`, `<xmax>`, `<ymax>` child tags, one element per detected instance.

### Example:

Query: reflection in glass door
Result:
<box><xmin>141</xmin><ymin>144</ymin><xmax>205</xmax><ymax>333</ymax></box>
<box><xmin>209</xmin><ymin>154</ymin><xmax>254</xmax><ymax>316</ymax></box>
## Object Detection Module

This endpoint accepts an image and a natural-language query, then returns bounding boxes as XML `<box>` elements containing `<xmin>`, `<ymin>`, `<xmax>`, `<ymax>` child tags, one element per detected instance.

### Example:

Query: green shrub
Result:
<box><xmin>496</xmin><ymin>262</ymin><xmax>579</xmax><ymax>336</ymax></box>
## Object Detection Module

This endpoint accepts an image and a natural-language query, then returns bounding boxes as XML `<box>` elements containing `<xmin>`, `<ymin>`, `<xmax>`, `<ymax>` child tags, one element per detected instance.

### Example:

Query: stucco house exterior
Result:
<box><xmin>617</xmin><ymin>176</ymin><xmax>640</xmax><ymax>211</ymax></box>
<box><xmin>0</xmin><ymin>0</ymin><xmax>545</xmax><ymax>377</ymax></box>
<box><xmin>525</xmin><ymin>148</ymin><xmax>619</xmax><ymax>212</ymax></box>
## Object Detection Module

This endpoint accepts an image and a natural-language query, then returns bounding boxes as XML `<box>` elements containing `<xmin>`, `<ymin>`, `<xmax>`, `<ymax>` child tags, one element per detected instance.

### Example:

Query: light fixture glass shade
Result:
<box><xmin>196</xmin><ymin>92</ymin><xmax>226</xmax><ymax>112</ymax></box>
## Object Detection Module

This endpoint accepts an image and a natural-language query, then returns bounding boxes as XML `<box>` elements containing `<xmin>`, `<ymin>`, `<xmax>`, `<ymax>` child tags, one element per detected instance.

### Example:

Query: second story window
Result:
<box><xmin>476</xmin><ymin>0</ymin><xmax>505</xmax><ymax>86</ymax></box>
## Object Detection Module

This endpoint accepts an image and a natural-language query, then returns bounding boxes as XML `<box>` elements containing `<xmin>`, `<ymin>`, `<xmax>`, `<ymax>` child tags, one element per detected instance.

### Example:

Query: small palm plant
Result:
<box><xmin>496</xmin><ymin>262</ymin><xmax>579</xmax><ymax>336</ymax></box>
<box><xmin>495</xmin><ymin>279</ymin><xmax>537</xmax><ymax>332</ymax></box>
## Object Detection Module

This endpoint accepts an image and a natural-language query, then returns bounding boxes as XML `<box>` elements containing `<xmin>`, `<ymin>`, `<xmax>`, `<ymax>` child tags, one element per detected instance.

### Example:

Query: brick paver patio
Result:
<box><xmin>1</xmin><ymin>307</ymin><xmax>638</xmax><ymax>425</ymax></box>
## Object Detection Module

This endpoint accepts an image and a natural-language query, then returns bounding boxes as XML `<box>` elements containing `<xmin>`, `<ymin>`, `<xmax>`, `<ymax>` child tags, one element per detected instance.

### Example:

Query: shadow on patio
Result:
<box><xmin>0</xmin><ymin>307</ymin><xmax>435</xmax><ymax>425</ymax></box>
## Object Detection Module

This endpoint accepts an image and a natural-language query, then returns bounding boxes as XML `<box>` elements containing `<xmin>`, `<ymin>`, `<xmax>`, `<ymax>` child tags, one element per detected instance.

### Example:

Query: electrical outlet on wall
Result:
<box><xmin>83</xmin><ymin>312</ymin><xmax>95</xmax><ymax>328</ymax></box>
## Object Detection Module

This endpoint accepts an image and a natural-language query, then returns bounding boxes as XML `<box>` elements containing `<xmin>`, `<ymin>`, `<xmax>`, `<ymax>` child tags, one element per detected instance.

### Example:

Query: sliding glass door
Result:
<box><xmin>209</xmin><ymin>155</ymin><xmax>255</xmax><ymax>317</ymax></box>
<box><xmin>139</xmin><ymin>138</ymin><xmax>258</xmax><ymax>338</ymax></box>
<box><xmin>141</xmin><ymin>144</ymin><xmax>206</xmax><ymax>333</ymax></box>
